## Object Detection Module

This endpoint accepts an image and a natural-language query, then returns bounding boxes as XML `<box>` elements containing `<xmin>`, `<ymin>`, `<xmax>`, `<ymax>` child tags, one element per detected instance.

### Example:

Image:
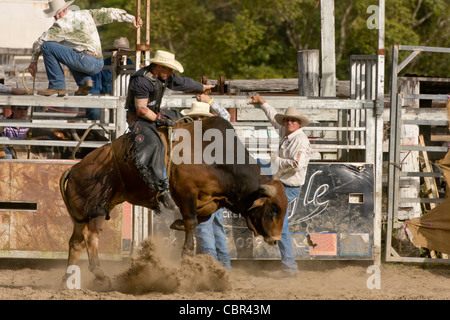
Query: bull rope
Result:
<box><xmin>22</xmin><ymin>68</ymin><xmax>35</xmax><ymax>95</ymax></box>
<box><xmin>59</xmin><ymin>167</ymin><xmax>90</xmax><ymax>224</ymax></box>
<box><xmin>70</xmin><ymin>122</ymin><xmax>127</xmax><ymax>199</ymax></box>
<box><xmin>70</xmin><ymin>123</ymin><xmax>111</xmax><ymax>160</ymax></box>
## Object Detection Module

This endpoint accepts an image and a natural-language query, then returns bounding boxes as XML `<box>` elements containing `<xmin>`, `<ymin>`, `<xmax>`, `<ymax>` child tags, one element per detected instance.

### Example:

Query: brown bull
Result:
<box><xmin>60</xmin><ymin>116</ymin><xmax>287</xmax><ymax>284</ymax></box>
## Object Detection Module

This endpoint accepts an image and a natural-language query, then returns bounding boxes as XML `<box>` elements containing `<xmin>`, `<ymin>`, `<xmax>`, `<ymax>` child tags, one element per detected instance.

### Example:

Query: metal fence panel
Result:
<box><xmin>386</xmin><ymin>44</ymin><xmax>450</xmax><ymax>263</ymax></box>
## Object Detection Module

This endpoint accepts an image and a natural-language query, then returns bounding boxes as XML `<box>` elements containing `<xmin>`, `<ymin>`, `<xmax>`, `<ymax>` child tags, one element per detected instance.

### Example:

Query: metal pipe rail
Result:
<box><xmin>0</xmin><ymin>94</ymin><xmax>375</xmax><ymax>158</ymax></box>
<box><xmin>0</xmin><ymin>120</ymin><xmax>115</xmax><ymax>131</ymax></box>
<box><xmin>162</xmin><ymin>95</ymin><xmax>374</xmax><ymax>110</ymax></box>
<box><xmin>0</xmin><ymin>94</ymin><xmax>128</xmax><ymax>150</ymax></box>
<box><xmin>0</xmin><ymin>137</ymin><xmax>107</xmax><ymax>149</ymax></box>
<box><xmin>0</xmin><ymin>94</ymin><xmax>126</xmax><ymax>109</ymax></box>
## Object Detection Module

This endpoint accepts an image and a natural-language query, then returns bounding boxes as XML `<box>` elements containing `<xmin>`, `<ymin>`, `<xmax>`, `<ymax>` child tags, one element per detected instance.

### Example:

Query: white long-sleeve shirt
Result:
<box><xmin>210</xmin><ymin>100</ymin><xmax>230</xmax><ymax>121</ymax></box>
<box><xmin>261</xmin><ymin>102</ymin><xmax>311</xmax><ymax>187</ymax></box>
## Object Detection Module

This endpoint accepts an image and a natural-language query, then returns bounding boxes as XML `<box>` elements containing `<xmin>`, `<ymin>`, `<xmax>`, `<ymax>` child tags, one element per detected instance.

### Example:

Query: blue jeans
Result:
<box><xmin>41</xmin><ymin>42</ymin><xmax>104</xmax><ymax>89</ymax></box>
<box><xmin>3</xmin><ymin>146</ymin><xmax>12</xmax><ymax>159</ymax></box>
<box><xmin>257</xmin><ymin>158</ymin><xmax>298</xmax><ymax>274</ymax></box>
<box><xmin>85</xmin><ymin>108</ymin><xmax>100</xmax><ymax>120</ymax></box>
<box><xmin>196</xmin><ymin>208</ymin><xmax>231</xmax><ymax>271</ymax></box>
<box><xmin>280</xmin><ymin>185</ymin><xmax>300</xmax><ymax>274</ymax></box>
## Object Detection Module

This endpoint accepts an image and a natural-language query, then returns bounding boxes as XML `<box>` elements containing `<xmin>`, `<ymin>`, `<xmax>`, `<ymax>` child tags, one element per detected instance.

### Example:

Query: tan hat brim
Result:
<box><xmin>149</xmin><ymin>59</ymin><xmax>184</xmax><ymax>73</ymax></box>
<box><xmin>181</xmin><ymin>110</ymin><xmax>214</xmax><ymax>117</ymax></box>
<box><xmin>43</xmin><ymin>0</ymin><xmax>74</xmax><ymax>18</ymax></box>
<box><xmin>274</xmin><ymin>114</ymin><xmax>310</xmax><ymax>127</ymax></box>
<box><xmin>103</xmin><ymin>46</ymin><xmax>133</xmax><ymax>53</ymax></box>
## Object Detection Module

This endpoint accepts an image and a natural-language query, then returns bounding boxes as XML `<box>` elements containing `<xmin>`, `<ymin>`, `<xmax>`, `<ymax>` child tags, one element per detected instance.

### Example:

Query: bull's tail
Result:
<box><xmin>60</xmin><ymin>168</ymin><xmax>90</xmax><ymax>224</ymax></box>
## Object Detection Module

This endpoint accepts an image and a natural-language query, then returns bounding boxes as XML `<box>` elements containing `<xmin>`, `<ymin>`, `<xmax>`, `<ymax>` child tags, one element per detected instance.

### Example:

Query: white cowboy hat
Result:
<box><xmin>181</xmin><ymin>102</ymin><xmax>214</xmax><ymax>118</ymax></box>
<box><xmin>274</xmin><ymin>106</ymin><xmax>310</xmax><ymax>127</ymax></box>
<box><xmin>104</xmin><ymin>37</ymin><xmax>131</xmax><ymax>52</ymax></box>
<box><xmin>43</xmin><ymin>0</ymin><xmax>74</xmax><ymax>18</ymax></box>
<box><xmin>149</xmin><ymin>50</ymin><xmax>184</xmax><ymax>73</ymax></box>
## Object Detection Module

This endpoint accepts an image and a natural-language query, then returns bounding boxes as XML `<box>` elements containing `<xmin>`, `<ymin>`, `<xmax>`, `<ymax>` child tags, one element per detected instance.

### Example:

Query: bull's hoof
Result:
<box><xmin>170</xmin><ymin>219</ymin><xmax>185</xmax><ymax>231</ymax></box>
<box><xmin>60</xmin><ymin>273</ymin><xmax>71</xmax><ymax>290</ymax></box>
<box><xmin>182</xmin><ymin>249</ymin><xmax>195</xmax><ymax>259</ymax></box>
<box><xmin>88</xmin><ymin>266</ymin><xmax>112</xmax><ymax>291</ymax></box>
<box><xmin>92</xmin><ymin>276</ymin><xmax>112</xmax><ymax>292</ymax></box>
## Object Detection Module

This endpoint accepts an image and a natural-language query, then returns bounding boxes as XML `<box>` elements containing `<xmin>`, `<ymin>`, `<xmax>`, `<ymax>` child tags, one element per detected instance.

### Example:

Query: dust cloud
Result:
<box><xmin>113</xmin><ymin>238</ymin><xmax>231</xmax><ymax>294</ymax></box>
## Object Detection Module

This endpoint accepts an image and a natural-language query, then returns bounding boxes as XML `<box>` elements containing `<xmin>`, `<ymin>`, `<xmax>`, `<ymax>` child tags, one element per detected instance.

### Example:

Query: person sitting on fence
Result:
<box><xmin>87</xmin><ymin>37</ymin><xmax>135</xmax><ymax>120</ymax></box>
<box><xmin>1</xmin><ymin>106</ymin><xmax>30</xmax><ymax>159</ymax></box>
<box><xmin>27</xmin><ymin>0</ymin><xmax>142</xmax><ymax>97</ymax></box>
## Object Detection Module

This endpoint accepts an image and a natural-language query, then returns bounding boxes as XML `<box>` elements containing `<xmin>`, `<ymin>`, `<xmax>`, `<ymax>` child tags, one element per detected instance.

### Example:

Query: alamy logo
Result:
<box><xmin>66</xmin><ymin>265</ymin><xmax>81</xmax><ymax>289</ymax></box>
<box><xmin>172</xmin><ymin>123</ymin><xmax>279</xmax><ymax>175</ymax></box>
<box><xmin>366</xmin><ymin>265</ymin><xmax>381</xmax><ymax>290</ymax></box>
<box><xmin>366</xmin><ymin>5</ymin><xmax>379</xmax><ymax>30</ymax></box>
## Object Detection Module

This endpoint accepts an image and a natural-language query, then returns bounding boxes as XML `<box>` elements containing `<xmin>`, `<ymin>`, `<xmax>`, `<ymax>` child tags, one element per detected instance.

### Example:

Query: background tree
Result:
<box><xmin>76</xmin><ymin>0</ymin><xmax>450</xmax><ymax>82</ymax></box>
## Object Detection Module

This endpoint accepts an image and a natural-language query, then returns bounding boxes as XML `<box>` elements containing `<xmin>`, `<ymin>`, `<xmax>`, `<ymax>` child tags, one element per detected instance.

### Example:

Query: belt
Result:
<box><xmin>83</xmin><ymin>50</ymin><xmax>103</xmax><ymax>59</ymax></box>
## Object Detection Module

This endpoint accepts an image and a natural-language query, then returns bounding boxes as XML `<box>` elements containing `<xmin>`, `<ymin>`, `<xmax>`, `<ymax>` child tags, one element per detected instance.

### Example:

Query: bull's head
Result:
<box><xmin>245</xmin><ymin>181</ymin><xmax>287</xmax><ymax>246</ymax></box>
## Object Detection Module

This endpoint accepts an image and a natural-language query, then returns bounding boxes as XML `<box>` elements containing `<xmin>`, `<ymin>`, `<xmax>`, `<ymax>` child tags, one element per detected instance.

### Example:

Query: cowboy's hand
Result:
<box><xmin>27</xmin><ymin>62</ymin><xmax>37</xmax><ymax>77</ymax></box>
<box><xmin>12</xmin><ymin>88</ymin><xmax>27</xmax><ymax>95</ymax></box>
<box><xmin>196</xmin><ymin>93</ymin><xmax>211</xmax><ymax>104</ymax></box>
<box><xmin>164</xmin><ymin>118</ymin><xmax>175</xmax><ymax>127</ymax></box>
<box><xmin>270</xmin><ymin>152</ymin><xmax>279</xmax><ymax>162</ymax></box>
<box><xmin>247</xmin><ymin>94</ymin><xmax>265</xmax><ymax>108</ymax></box>
<box><xmin>202</xmin><ymin>84</ymin><xmax>215</xmax><ymax>94</ymax></box>
<box><xmin>133</xmin><ymin>16</ymin><xmax>143</xmax><ymax>28</ymax></box>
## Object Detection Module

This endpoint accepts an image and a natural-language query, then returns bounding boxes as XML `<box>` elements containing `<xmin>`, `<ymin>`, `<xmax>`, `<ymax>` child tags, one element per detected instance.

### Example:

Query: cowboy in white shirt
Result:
<box><xmin>249</xmin><ymin>94</ymin><xmax>312</xmax><ymax>278</ymax></box>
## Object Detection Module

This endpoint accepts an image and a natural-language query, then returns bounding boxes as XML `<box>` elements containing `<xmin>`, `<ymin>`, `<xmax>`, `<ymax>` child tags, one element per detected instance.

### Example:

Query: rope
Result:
<box><xmin>70</xmin><ymin>123</ymin><xmax>111</xmax><ymax>159</ymax></box>
<box><xmin>22</xmin><ymin>68</ymin><xmax>35</xmax><ymax>95</ymax></box>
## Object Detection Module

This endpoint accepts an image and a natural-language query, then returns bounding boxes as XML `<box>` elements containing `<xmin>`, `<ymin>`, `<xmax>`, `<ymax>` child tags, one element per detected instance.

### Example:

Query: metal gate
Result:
<box><xmin>0</xmin><ymin>94</ymin><xmax>128</xmax><ymax>259</ymax></box>
<box><xmin>149</xmin><ymin>94</ymin><xmax>380</xmax><ymax>261</ymax></box>
<box><xmin>386</xmin><ymin>44</ymin><xmax>450</xmax><ymax>263</ymax></box>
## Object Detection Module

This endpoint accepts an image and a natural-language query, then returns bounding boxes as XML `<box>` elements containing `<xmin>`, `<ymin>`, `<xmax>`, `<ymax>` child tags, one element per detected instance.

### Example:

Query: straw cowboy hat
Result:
<box><xmin>181</xmin><ymin>102</ymin><xmax>214</xmax><ymax>118</ymax></box>
<box><xmin>43</xmin><ymin>0</ymin><xmax>74</xmax><ymax>18</ymax></box>
<box><xmin>274</xmin><ymin>107</ymin><xmax>310</xmax><ymax>127</ymax></box>
<box><xmin>104</xmin><ymin>37</ymin><xmax>132</xmax><ymax>52</ymax></box>
<box><xmin>149</xmin><ymin>50</ymin><xmax>184</xmax><ymax>73</ymax></box>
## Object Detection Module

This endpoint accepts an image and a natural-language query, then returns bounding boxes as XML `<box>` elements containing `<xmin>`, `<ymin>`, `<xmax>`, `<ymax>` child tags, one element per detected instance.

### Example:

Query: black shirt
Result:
<box><xmin>129</xmin><ymin>73</ymin><xmax>204</xmax><ymax>100</ymax></box>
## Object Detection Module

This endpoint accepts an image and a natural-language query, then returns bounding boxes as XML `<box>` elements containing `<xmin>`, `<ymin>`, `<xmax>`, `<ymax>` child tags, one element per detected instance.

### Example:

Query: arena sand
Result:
<box><xmin>0</xmin><ymin>236</ymin><xmax>450</xmax><ymax>300</ymax></box>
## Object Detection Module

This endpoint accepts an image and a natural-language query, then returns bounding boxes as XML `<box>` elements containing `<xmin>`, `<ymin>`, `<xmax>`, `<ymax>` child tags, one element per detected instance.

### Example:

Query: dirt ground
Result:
<box><xmin>0</xmin><ymin>238</ymin><xmax>450</xmax><ymax>301</ymax></box>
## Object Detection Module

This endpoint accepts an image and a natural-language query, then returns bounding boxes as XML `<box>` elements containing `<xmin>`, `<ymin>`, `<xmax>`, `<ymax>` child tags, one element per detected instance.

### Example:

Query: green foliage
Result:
<box><xmin>77</xmin><ymin>0</ymin><xmax>450</xmax><ymax>81</ymax></box>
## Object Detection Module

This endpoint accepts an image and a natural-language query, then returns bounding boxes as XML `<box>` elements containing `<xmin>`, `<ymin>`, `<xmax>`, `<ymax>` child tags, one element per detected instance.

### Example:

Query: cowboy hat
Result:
<box><xmin>274</xmin><ymin>106</ymin><xmax>310</xmax><ymax>127</ymax></box>
<box><xmin>181</xmin><ymin>102</ymin><xmax>214</xmax><ymax>118</ymax></box>
<box><xmin>149</xmin><ymin>50</ymin><xmax>184</xmax><ymax>73</ymax></box>
<box><xmin>43</xmin><ymin>0</ymin><xmax>74</xmax><ymax>18</ymax></box>
<box><xmin>104</xmin><ymin>37</ymin><xmax>132</xmax><ymax>52</ymax></box>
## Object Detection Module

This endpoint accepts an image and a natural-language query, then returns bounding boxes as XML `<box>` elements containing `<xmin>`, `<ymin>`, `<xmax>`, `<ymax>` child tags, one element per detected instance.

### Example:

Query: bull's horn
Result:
<box><xmin>259</xmin><ymin>184</ymin><xmax>276</xmax><ymax>198</ymax></box>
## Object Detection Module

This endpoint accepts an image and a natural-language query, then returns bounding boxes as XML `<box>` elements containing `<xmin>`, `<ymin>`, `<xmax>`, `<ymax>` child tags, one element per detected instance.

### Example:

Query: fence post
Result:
<box><xmin>297</xmin><ymin>50</ymin><xmax>319</xmax><ymax>97</ymax></box>
<box><xmin>320</xmin><ymin>0</ymin><xmax>337</xmax><ymax>97</ymax></box>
